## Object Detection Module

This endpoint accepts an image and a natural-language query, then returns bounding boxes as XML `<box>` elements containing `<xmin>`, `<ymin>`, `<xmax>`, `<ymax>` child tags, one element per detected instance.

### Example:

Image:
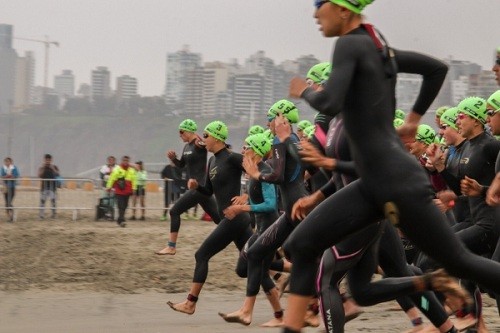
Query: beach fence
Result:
<box><xmin>0</xmin><ymin>177</ymin><xmax>174</xmax><ymax>222</ymax></box>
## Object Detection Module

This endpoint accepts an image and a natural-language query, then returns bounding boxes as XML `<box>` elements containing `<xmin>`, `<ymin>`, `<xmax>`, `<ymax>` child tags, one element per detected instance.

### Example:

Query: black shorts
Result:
<box><xmin>134</xmin><ymin>186</ymin><xmax>145</xmax><ymax>196</ymax></box>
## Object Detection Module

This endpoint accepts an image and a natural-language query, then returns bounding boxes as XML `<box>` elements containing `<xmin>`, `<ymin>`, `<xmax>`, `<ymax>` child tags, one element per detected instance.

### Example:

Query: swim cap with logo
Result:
<box><xmin>487</xmin><ymin>90</ymin><xmax>500</xmax><ymax>111</ymax></box>
<box><xmin>307</xmin><ymin>62</ymin><xmax>331</xmax><ymax>84</ymax></box>
<box><xmin>330</xmin><ymin>0</ymin><xmax>374</xmax><ymax>14</ymax></box>
<box><xmin>204</xmin><ymin>121</ymin><xmax>228</xmax><ymax>142</ymax></box>
<box><xmin>297</xmin><ymin>120</ymin><xmax>313</xmax><ymax>131</ymax></box>
<box><xmin>303</xmin><ymin>125</ymin><xmax>316</xmax><ymax>140</ymax></box>
<box><xmin>248</xmin><ymin>125</ymin><xmax>265</xmax><ymax>135</ymax></box>
<box><xmin>415</xmin><ymin>124</ymin><xmax>436</xmax><ymax>145</ymax></box>
<box><xmin>393</xmin><ymin>118</ymin><xmax>404</xmax><ymax>128</ymax></box>
<box><xmin>457</xmin><ymin>96</ymin><xmax>487</xmax><ymax>125</ymax></box>
<box><xmin>435</xmin><ymin>106</ymin><xmax>450</xmax><ymax>118</ymax></box>
<box><xmin>268</xmin><ymin>99</ymin><xmax>300</xmax><ymax>124</ymax></box>
<box><xmin>440</xmin><ymin>107</ymin><xmax>459</xmax><ymax>130</ymax></box>
<box><xmin>245</xmin><ymin>133</ymin><xmax>272</xmax><ymax>157</ymax></box>
<box><xmin>320</xmin><ymin>63</ymin><xmax>332</xmax><ymax>83</ymax></box>
<box><xmin>395</xmin><ymin>109</ymin><xmax>406</xmax><ymax>120</ymax></box>
<box><xmin>179</xmin><ymin>119</ymin><xmax>197</xmax><ymax>132</ymax></box>
<box><xmin>263</xmin><ymin>129</ymin><xmax>275</xmax><ymax>141</ymax></box>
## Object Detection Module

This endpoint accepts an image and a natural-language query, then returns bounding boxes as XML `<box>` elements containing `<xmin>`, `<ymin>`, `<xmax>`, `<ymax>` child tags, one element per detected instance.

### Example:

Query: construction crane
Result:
<box><xmin>14</xmin><ymin>35</ymin><xmax>59</xmax><ymax>98</ymax></box>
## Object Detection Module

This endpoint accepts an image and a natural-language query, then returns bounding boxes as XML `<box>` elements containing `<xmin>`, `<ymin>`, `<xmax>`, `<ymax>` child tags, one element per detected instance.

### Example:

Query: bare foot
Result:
<box><xmin>425</xmin><ymin>269</ymin><xmax>472</xmax><ymax>311</ymax></box>
<box><xmin>166</xmin><ymin>300</ymin><xmax>195</xmax><ymax>315</ymax></box>
<box><xmin>343</xmin><ymin>298</ymin><xmax>363</xmax><ymax>323</ymax></box>
<box><xmin>403</xmin><ymin>324</ymin><xmax>436</xmax><ymax>333</ymax></box>
<box><xmin>155</xmin><ymin>247</ymin><xmax>176</xmax><ymax>255</ymax></box>
<box><xmin>303</xmin><ymin>310</ymin><xmax>320</xmax><ymax>328</ymax></box>
<box><xmin>218</xmin><ymin>311</ymin><xmax>251</xmax><ymax>326</ymax></box>
<box><xmin>260</xmin><ymin>317</ymin><xmax>283</xmax><ymax>327</ymax></box>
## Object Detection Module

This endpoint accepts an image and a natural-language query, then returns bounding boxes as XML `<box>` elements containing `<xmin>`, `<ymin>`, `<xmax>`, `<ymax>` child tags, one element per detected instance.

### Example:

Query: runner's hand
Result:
<box><xmin>289</xmin><ymin>77</ymin><xmax>309</xmax><ymax>99</ymax></box>
<box><xmin>486</xmin><ymin>175</ymin><xmax>500</xmax><ymax>206</ymax></box>
<box><xmin>460</xmin><ymin>176</ymin><xmax>482</xmax><ymax>197</ymax></box>
<box><xmin>231</xmin><ymin>194</ymin><xmax>248</xmax><ymax>205</ymax></box>
<box><xmin>187</xmin><ymin>179</ymin><xmax>198</xmax><ymax>190</ymax></box>
<box><xmin>242</xmin><ymin>155</ymin><xmax>260</xmax><ymax>180</ymax></box>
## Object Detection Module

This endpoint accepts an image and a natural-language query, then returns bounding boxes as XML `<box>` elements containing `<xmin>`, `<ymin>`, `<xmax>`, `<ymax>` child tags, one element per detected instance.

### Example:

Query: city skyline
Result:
<box><xmin>1</xmin><ymin>0</ymin><xmax>499</xmax><ymax>96</ymax></box>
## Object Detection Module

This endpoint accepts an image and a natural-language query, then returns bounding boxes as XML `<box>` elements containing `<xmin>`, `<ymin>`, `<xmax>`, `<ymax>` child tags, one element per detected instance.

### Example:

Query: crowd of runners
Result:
<box><xmin>150</xmin><ymin>1</ymin><xmax>500</xmax><ymax>332</ymax></box>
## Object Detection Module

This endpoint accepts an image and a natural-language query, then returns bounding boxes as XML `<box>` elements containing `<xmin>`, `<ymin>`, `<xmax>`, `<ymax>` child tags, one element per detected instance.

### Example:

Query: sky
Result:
<box><xmin>1</xmin><ymin>0</ymin><xmax>499</xmax><ymax>96</ymax></box>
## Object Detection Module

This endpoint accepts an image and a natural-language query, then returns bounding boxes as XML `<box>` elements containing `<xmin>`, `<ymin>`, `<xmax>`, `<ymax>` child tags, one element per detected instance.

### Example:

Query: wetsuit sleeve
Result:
<box><xmin>250</xmin><ymin>182</ymin><xmax>277</xmax><ymax>213</ymax></box>
<box><xmin>301</xmin><ymin>37</ymin><xmax>356</xmax><ymax>117</ymax></box>
<box><xmin>393</xmin><ymin>49</ymin><xmax>448</xmax><ymax>115</ymax></box>
<box><xmin>319</xmin><ymin>176</ymin><xmax>338</xmax><ymax>198</ymax></box>
<box><xmin>334</xmin><ymin>160</ymin><xmax>357</xmax><ymax>177</ymax></box>
<box><xmin>484</xmin><ymin>140</ymin><xmax>500</xmax><ymax>165</ymax></box>
<box><xmin>438</xmin><ymin>169</ymin><xmax>461</xmax><ymax>196</ymax></box>
<box><xmin>259</xmin><ymin>142</ymin><xmax>287</xmax><ymax>184</ymax></box>
<box><xmin>173</xmin><ymin>146</ymin><xmax>187</xmax><ymax>169</ymax></box>
<box><xmin>196</xmin><ymin>157</ymin><xmax>214</xmax><ymax>196</ymax></box>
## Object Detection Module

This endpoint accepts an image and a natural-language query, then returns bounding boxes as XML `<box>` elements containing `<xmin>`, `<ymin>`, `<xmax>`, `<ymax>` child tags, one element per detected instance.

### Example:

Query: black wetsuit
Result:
<box><xmin>170</xmin><ymin>139</ymin><xmax>220</xmax><ymax>233</ymax></box>
<box><xmin>192</xmin><ymin>148</ymin><xmax>253</xmax><ymax>283</ymax></box>
<box><xmin>245</xmin><ymin>133</ymin><xmax>310</xmax><ymax>296</ymax></box>
<box><xmin>283</xmin><ymin>25</ymin><xmax>500</xmax><ymax>299</ymax></box>
<box><xmin>234</xmin><ymin>161</ymin><xmax>280</xmax><ymax>295</ymax></box>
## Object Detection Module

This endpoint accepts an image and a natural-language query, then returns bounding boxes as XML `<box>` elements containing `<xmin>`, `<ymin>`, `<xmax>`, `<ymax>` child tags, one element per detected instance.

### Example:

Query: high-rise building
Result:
<box><xmin>14</xmin><ymin>51</ymin><xmax>35</xmax><ymax>111</ymax></box>
<box><xmin>0</xmin><ymin>24</ymin><xmax>18</xmax><ymax>114</ymax></box>
<box><xmin>202</xmin><ymin>62</ymin><xmax>231</xmax><ymax>116</ymax></box>
<box><xmin>116</xmin><ymin>75</ymin><xmax>138</xmax><ymax>99</ymax></box>
<box><xmin>54</xmin><ymin>69</ymin><xmax>75</xmax><ymax>99</ymax></box>
<box><xmin>395</xmin><ymin>73</ymin><xmax>422</xmax><ymax>113</ymax></box>
<box><xmin>183</xmin><ymin>67</ymin><xmax>204</xmax><ymax>115</ymax></box>
<box><xmin>91</xmin><ymin>66</ymin><xmax>111</xmax><ymax>100</ymax></box>
<box><xmin>164</xmin><ymin>46</ymin><xmax>202</xmax><ymax>105</ymax></box>
<box><xmin>230</xmin><ymin>74</ymin><xmax>264</xmax><ymax>118</ymax></box>
<box><xmin>245</xmin><ymin>51</ymin><xmax>275</xmax><ymax>108</ymax></box>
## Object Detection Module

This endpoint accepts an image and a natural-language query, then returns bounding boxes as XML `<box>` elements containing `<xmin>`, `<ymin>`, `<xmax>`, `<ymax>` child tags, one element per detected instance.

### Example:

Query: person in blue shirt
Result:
<box><xmin>1</xmin><ymin>157</ymin><xmax>20</xmax><ymax>222</ymax></box>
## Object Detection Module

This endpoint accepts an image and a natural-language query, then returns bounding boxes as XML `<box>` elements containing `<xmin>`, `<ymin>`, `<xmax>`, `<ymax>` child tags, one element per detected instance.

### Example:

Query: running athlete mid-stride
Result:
<box><xmin>282</xmin><ymin>1</ymin><xmax>500</xmax><ymax>332</ymax></box>
<box><xmin>156</xmin><ymin>119</ymin><xmax>221</xmax><ymax>255</ymax></box>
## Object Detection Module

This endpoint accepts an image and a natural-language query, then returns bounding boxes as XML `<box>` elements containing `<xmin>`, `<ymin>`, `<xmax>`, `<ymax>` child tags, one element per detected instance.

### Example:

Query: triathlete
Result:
<box><xmin>283</xmin><ymin>1</ymin><xmax>500</xmax><ymax>332</ymax></box>
<box><xmin>156</xmin><ymin>119</ymin><xmax>220</xmax><ymax>255</ymax></box>
<box><xmin>166</xmin><ymin>121</ymin><xmax>253</xmax><ymax>315</ymax></box>
<box><xmin>219</xmin><ymin>100</ymin><xmax>310</xmax><ymax>327</ymax></box>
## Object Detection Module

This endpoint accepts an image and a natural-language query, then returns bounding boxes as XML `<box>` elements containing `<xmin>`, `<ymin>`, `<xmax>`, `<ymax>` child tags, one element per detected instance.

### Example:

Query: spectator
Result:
<box><xmin>38</xmin><ymin>154</ymin><xmax>60</xmax><ymax>219</ymax></box>
<box><xmin>160</xmin><ymin>160</ymin><xmax>183</xmax><ymax>221</ymax></box>
<box><xmin>1</xmin><ymin>157</ymin><xmax>20</xmax><ymax>222</ymax></box>
<box><xmin>99</xmin><ymin>156</ymin><xmax>116</xmax><ymax>188</ymax></box>
<box><xmin>130</xmin><ymin>161</ymin><xmax>147</xmax><ymax>221</ymax></box>
<box><xmin>106</xmin><ymin>155</ymin><xmax>137</xmax><ymax>227</ymax></box>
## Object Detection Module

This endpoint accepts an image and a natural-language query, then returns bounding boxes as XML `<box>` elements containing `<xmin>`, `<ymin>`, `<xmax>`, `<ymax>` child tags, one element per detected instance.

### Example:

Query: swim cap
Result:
<box><xmin>307</xmin><ymin>62</ymin><xmax>330</xmax><ymax>84</ymax></box>
<box><xmin>395</xmin><ymin>109</ymin><xmax>406</xmax><ymax>120</ymax></box>
<box><xmin>268</xmin><ymin>99</ymin><xmax>300</xmax><ymax>124</ymax></box>
<box><xmin>457</xmin><ymin>96</ymin><xmax>487</xmax><ymax>125</ymax></box>
<box><xmin>204</xmin><ymin>120</ymin><xmax>228</xmax><ymax>142</ymax></box>
<box><xmin>435</xmin><ymin>106</ymin><xmax>450</xmax><ymax>118</ymax></box>
<box><xmin>248</xmin><ymin>125</ymin><xmax>265</xmax><ymax>135</ymax></box>
<box><xmin>263</xmin><ymin>129</ymin><xmax>275</xmax><ymax>141</ymax></box>
<box><xmin>330</xmin><ymin>0</ymin><xmax>374</xmax><ymax>14</ymax></box>
<box><xmin>440</xmin><ymin>107</ymin><xmax>459</xmax><ymax>130</ymax></box>
<box><xmin>303</xmin><ymin>125</ymin><xmax>316</xmax><ymax>140</ymax></box>
<box><xmin>393</xmin><ymin>118</ymin><xmax>404</xmax><ymax>128</ymax></box>
<box><xmin>179</xmin><ymin>119</ymin><xmax>197</xmax><ymax>132</ymax></box>
<box><xmin>415</xmin><ymin>124</ymin><xmax>436</xmax><ymax>145</ymax></box>
<box><xmin>487</xmin><ymin>90</ymin><xmax>500</xmax><ymax>111</ymax></box>
<box><xmin>297</xmin><ymin>120</ymin><xmax>313</xmax><ymax>131</ymax></box>
<box><xmin>245</xmin><ymin>133</ymin><xmax>272</xmax><ymax>157</ymax></box>
<box><xmin>320</xmin><ymin>63</ymin><xmax>332</xmax><ymax>83</ymax></box>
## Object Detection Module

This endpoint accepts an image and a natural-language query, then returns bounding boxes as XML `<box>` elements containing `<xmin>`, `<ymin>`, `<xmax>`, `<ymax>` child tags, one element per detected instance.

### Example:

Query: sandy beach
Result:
<box><xmin>1</xmin><ymin>216</ymin><xmax>499</xmax><ymax>332</ymax></box>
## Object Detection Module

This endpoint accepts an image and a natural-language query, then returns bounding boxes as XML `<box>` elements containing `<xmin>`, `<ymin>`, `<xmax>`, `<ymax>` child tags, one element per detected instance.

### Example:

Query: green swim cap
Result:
<box><xmin>436</xmin><ymin>106</ymin><xmax>451</xmax><ymax>118</ymax></box>
<box><xmin>303</xmin><ymin>125</ymin><xmax>316</xmax><ymax>140</ymax></box>
<box><xmin>393</xmin><ymin>118</ymin><xmax>404</xmax><ymax>128</ymax></box>
<box><xmin>297</xmin><ymin>120</ymin><xmax>313</xmax><ymax>131</ymax></box>
<box><xmin>487</xmin><ymin>90</ymin><xmax>500</xmax><ymax>111</ymax></box>
<box><xmin>263</xmin><ymin>129</ymin><xmax>275</xmax><ymax>141</ymax></box>
<box><xmin>440</xmin><ymin>107</ymin><xmax>459</xmax><ymax>130</ymax></box>
<box><xmin>415</xmin><ymin>124</ymin><xmax>436</xmax><ymax>145</ymax></box>
<box><xmin>330</xmin><ymin>0</ymin><xmax>374</xmax><ymax>14</ymax></box>
<box><xmin>395</xmin><ymin>109</ymin><xmax>406</xmax><ymax>120</ymax></box>
<box><xmin>179</xmin><ymin>119</ymin><xmax>197</xmax><ymax>132</ymax></box>
<box><xmin>307</xmin><ymin>62</ymin><xmax>330</xmax><ymax>84</ymax></box>
<box><xmin>245</xmin><ymin>133</ymin><xmax>272</xmax><ymax>157</ymax></box>
<box><xmin>457</xmin><ymin>96</ymin><xmax>487</xmax><ymax>125</ymax></box>
<box><xmin>204</xmin><ymin>120</ymin><xmax>228</xmax><ymax>142</ymax></box>
<box><xmin>248</xmin><ymin>125</ymin><xmax>265</xmax><ymax>135</ymax></box>
<box><xmin>321</xmin><ymin>63</ymin><xmax>332</xmax><ymax>83</ymax></box>
<box><xmin>268</xmin><ymin>99</ymin><xmax>300</xmax><ymax>124</ymax></box>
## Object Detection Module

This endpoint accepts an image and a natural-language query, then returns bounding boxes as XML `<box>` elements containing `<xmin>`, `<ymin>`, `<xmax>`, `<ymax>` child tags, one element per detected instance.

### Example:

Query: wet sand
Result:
<box><xmin>1</xmin><ymin>217</ymin><xmax>499</xmax><ymax>332</ymax></box>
